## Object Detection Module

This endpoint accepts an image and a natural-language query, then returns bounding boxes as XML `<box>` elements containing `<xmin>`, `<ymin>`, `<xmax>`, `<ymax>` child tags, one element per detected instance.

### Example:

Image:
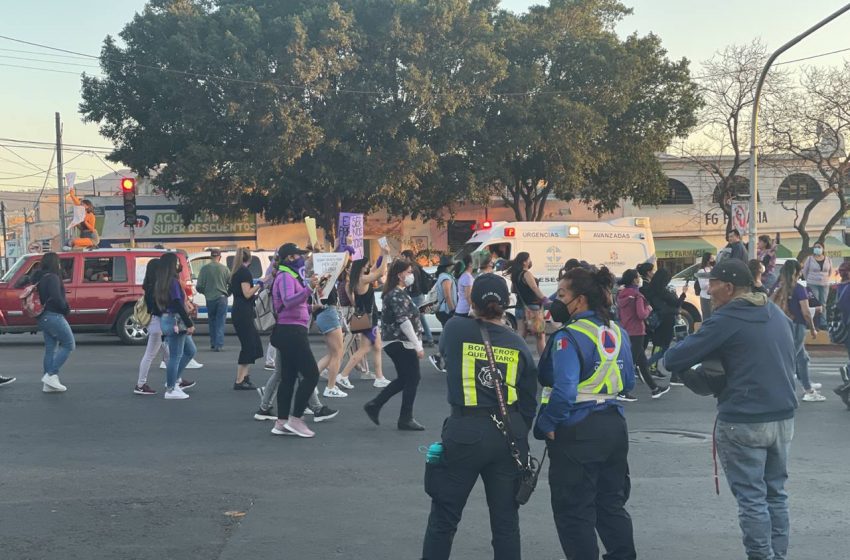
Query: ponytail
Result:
<box><xmin>562</xmin><ymin>266</ymin><xmax>615</xmax><ymax>325</ymax></box>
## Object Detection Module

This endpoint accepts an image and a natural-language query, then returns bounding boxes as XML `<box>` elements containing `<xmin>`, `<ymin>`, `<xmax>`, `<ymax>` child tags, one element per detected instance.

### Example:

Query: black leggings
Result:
<box><xmin>374</xmin><ymin>341</ymin><xmax>421</xmax><ymax>419</ymax></box>
<box><xmin>629</xmin><ymin>335</ymin><xmax>657</xmax><ymax>390</ymax></box>
<box><xmin>272</xmin><ymin>324</ymin><xmax>320</xmax><ymax>419</ymax></box>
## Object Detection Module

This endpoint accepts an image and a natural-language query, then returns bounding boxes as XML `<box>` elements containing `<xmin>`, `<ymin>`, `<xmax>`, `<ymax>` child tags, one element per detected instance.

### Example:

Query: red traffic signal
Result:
<box><xmin>120</xmin><ymin>177</ymin><xmax>136</xmax><ymax>191</ymax></box>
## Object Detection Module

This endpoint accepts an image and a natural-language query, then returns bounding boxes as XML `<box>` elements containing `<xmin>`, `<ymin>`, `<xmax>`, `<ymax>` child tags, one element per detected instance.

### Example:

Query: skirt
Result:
<box><xmin>232</xmin><ymin>300</ymin><xmax>264</xmax><ymax>365</ymax></box>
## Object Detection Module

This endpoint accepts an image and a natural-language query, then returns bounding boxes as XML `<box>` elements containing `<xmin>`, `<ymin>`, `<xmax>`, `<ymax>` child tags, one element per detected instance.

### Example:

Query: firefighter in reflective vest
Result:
<box><xmin>534</xmin><ymin>265</ymin><xmax>637</xmax><ymax>560</ymax></box>
<box><xmin>421</xmin><ymin>273</ymin><xmax>538</xmax><ymax>560</ymax></box>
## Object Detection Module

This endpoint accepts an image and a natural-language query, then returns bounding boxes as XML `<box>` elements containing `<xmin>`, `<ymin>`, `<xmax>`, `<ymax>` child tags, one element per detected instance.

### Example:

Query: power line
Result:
<box><xmin>0</xmin><ymin>54</ymin><xmax>100</xmax><ymax>68</ymax></box>
<box><xmin>0</xmin><ymin>152</ymin><xmax>87</xmax><ymax>180</ymax></box>
<box><xmin>0</xmin><ymin>62</ymin><xmax>91</xmax><ymax>76</ymax></box>
<box><xmin>0</xmin><ymin>47</ymin><xmax>95</xmax><ymax>60</ymax></box>
<box><xmin>0</xmin><ymin>143</ymin><xmax>112</xmax><ymax>154</ymax></box>
<box><xmin>0</xmin><ymin>145</ymin><xmax>43</xmax><ymax>172</ymax></box>
<box><xmin>0</xmin><ymin>137</ymin><xmax>113</xmax><ymax>151</ymax></box>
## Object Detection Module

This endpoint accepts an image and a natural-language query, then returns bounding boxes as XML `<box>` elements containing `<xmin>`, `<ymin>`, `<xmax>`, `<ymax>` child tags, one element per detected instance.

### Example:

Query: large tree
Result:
<box><xmin>764</xmin><ymin>62</ymin><xmax>850</xmax><ymax>259</ymax></box>
<box><xmin>81</xmin><ymin>0</ymin><xmax>505</xmax><ymax>241</ymax></box>
<box><xmin>471</xmin><ymin>0</ymin><xmax>700</xmax><ymax>221</ymax></box>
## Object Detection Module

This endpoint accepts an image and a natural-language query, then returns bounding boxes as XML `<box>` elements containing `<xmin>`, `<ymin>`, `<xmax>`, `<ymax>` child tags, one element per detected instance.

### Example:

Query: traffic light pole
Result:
<box><xmin>129</xmin><ymin>225</ymin><xmax>136</xmax><ymax>248</ymax></box>
<box><xmin>1</xmin><ymin>201</ymin><xmax>8</xmax><ymax>271</ymax></box>
<box><xmin>55</xmin><ymin>112</ymin><xmax>66</xmax><ymax>249</ymax></box>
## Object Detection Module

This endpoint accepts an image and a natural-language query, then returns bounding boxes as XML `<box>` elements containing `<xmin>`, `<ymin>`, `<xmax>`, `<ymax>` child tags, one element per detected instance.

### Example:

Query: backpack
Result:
<box><xmin>133</xmin><ymin>296</ymin><xmax>152</xmax><ymax>327</ymax></box>
<box><xmin>435</xmin><ymin>272</ymin><xmax>456</xmax><ymax>313</ymax></box>
<box><xmin>645</xmin><ymin>310</ymin><xmax>661</xmax><ymax>332</ymax></box>
<box><xmin>20</xmin><ymin>281</ymin><xmax>43</xmax><ymax>318</ymax></box>
<box><xmin>827</xmin><ymin>286</ymin><xmax>848</xmax><ymax>344</ymax></box>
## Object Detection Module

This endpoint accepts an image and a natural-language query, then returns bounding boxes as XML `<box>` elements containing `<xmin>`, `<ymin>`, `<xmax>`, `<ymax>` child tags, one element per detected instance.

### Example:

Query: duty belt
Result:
<box><xmin>451</xmin><ymin>405</ymin><xmax>517</xmax><ymax>418</ymax></box>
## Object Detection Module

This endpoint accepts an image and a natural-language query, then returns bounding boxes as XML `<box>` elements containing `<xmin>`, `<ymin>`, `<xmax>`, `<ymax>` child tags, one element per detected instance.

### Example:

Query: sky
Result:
<box><xmin>1</xmin><ymin>0</ymin><xmax>848</xmax><ymax>193</ymax></box>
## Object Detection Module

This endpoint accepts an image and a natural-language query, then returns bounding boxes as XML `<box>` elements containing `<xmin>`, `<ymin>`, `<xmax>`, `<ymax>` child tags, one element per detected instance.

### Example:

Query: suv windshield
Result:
<box><xmin>454</xmin><ymin>242</ymin><xmax>481</xmax><ymax>262</ymax></box>
<box><xmin>672</xmin><ymin>263</ymin><xmax>701</xmax><ymax>281</ymax></box>
<box><xmin>1</xmin><ymin>257</ymin><xmax>28</xmax><ymax>282</ymax></box>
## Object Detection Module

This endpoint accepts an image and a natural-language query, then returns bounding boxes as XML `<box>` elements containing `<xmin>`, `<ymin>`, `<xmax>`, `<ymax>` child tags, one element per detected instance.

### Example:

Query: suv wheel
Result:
<box><xmin>677</xmin><ymin>310</ymin><xmax>695</xmax><ymax>335</ymax></box>
<box><xmin>503</xmin><ymin>313</ymin><xmax>518</xmax><ymax>331</ymax></box>
<box><xmin>116</xmin><ymin>306</ymin><xmax>148</xmax><ymax>345</ymax></box>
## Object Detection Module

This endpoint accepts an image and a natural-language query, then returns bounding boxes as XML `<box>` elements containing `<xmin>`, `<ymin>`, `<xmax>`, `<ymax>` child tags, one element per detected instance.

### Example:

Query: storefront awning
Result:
<box><xmin>654</xmin><ymin>237</ymin><xmax>719</xmax><ymax>260</ymax></box>
<box><xmin>775</xmin><ymin>235</ymin><xmax>850</xmax><ymax>259</ymax></box>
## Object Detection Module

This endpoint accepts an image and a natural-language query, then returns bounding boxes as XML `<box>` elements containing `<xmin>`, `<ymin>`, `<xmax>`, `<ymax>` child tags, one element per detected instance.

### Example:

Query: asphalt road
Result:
<box><xmin>1</xmin><ymin>331</ymin><xmax>848</xmax><ymax>560</ymax></box>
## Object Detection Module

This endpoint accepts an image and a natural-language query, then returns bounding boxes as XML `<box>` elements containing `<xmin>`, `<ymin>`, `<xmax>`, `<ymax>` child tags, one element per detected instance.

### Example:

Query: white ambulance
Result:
<box><xmin>456</xmin><ymin>218</ymin><xmax>655</xmax><ymax>297</ymax></box>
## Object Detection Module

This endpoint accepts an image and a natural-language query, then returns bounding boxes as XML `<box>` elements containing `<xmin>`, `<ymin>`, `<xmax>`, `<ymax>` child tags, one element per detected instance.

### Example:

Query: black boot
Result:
<box><xmin>398</xmin><ymin>417</ymin><xmax>425</xmax><ymax>431</ymax></box>
<box><xmin>364</xmin><ymin>401</ymin><xmax>381</xmax><ymax>426</ymax></box>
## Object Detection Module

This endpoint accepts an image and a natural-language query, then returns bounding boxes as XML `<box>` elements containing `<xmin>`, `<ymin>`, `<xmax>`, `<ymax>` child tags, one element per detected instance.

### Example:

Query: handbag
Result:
<box><xmin>477</xmin><ymin>320</ymin><xmax>545</xmax><ymax>506</ymax></box>
<box><xmin>349</xmin><ymin>311</ymin><xmax>373</xmax><ymax>333</ymax></box>
<box><xmin>20</xmin><ymin>280</ymin><xmax>43</xmax><ymax>319</ymax></box>
<box><xmin>253</xmin><ymin>288</ymin><xmax>276</xmax><ymax>333</ymax></box>
<box><xmin>133</xmin><ymin>296</ymin><xmax>152</xmax><ymax>327</ymax></box>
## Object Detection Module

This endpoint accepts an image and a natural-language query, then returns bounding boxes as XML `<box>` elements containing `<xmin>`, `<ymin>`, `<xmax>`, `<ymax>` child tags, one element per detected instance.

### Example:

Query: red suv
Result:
<box><xmin>0</xmin><ymin>249</ymin><xmax>192</xmax><ymax>345</ymax></box>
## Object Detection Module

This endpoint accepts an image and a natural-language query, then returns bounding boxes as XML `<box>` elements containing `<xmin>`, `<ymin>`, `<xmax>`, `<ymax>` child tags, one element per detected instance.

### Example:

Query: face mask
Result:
<box><xmin>403</xmin><ymin>273</ymin><xmax>415</xmax><ymax>287</ymax></box>
<box><xmin>550</xmin><ymin>296</ymin><xmax>577</xmax><ymax>324</ymax></box>
<box><xmin>814</xmin><ymin>247</ymin><xmax>823</xmax><ymax>256</ymax></box>
<box><xmin>290</xmin><ymin>257</ymin><xmax>305</xmax><ymax>270</ymax></box>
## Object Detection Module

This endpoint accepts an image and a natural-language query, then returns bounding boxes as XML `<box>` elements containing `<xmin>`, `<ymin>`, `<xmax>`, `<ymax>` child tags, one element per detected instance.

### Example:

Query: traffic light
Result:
<box><xmin>121</xmin><ymin>177</ymin><xmax>137</xmax><ymax>226</ymax></box>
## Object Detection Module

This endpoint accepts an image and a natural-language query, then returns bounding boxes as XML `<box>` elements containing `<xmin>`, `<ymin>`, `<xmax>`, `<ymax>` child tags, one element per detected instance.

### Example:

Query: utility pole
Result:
<box><xmin>0</xmin><ymin>201</ymin><xmax>8</xmax><ymax>271</ymax></box>
<box><xmin>55</xmin><ymin>112</ymin><xmax>66</xmax><ymax>248</ymax></box>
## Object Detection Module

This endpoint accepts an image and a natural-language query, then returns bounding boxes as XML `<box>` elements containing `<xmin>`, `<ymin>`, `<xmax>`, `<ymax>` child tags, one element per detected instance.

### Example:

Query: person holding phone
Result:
<box><xmin>156</xmin><ymin>253</ymin><xmax>196</xmax><ymax>400</ymax></box>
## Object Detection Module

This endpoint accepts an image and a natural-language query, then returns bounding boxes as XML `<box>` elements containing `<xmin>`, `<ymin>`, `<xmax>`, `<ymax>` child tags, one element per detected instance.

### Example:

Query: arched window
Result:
<box><xmin>777</xmin><ymin>173</ymin><xmax>821</xmax><ymax>201</ymax></box>
<box><xmin>712</xmin><ymin>176</ymin><xmax>759</xmax><ymax>204</ymax></box>
<box><xmin>661</xmin><ymin>179</ymin><xmax>693</xmax><ymax>205</ymax></box>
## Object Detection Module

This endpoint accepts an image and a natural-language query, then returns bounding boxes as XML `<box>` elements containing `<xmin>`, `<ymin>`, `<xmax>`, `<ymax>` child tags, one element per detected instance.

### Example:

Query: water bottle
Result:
<box><xmin>425</xmin><ymin>442</ymin><xmax>444</xmax><ymax>464</ymax></box>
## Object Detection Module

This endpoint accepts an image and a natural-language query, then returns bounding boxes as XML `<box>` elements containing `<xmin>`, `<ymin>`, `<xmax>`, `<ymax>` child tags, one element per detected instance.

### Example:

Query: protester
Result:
<box><xmin>802</xmin><ymin>241</ymin><xmax>834</xmax><ymax>329</ymax></box>
<box><xmin>748</xmin><ymin>259</ymin><xmax>768</xmax><ymax>295</ymax></box>
<box><xmin>757</xmin><ymin>234</ymin><xmax>778</xmax><ymax>289</ymax></box>
<box><xmin>134</xmin><ymin>258</ymin><xmax>168</xmax><ymax>395</ymax></box>
<box><xmin>364</xmin><ymin>259</ymin><xmax>425</xmax><ymax>430</ymax></box>
<box><xmin>402</xmin><ymin>249</ymin><xmax>435</xmax><ymax>348</ymax></box>
<box><xmin>474</xmin><ymin>250</ymin><xmax>495</xmax><ymax>275</ymax></box>
<box><xmin>315</xmin><ymin>250</ymin><xmax>350</xmax><ymax>397</ymax></box>
<box><xmin>195</xmin><ymin>248</ymin><xmax>230</xmax><ymax>352</ymax></box>
<box><xmin>696</xmin><ymin>252</ymin><xmax>714</xmax><ymax>321</ymax></box>
<box><xmin>338</xmin><ymin>249</ymin><xmax>392</xmax><ymax>387</ymax></box>
<box><xmin>636</xmin><ymin>261</ymin><xmax>655</xmax><ymax>288</ymax></box>
<box><xmin>617</xmin><ymin>269</ymin><xmax>668</xmax><ymax>399</ymax></box>
<box><xmin>428</xmin><ymin>255</ymin><xmax>456</xmax><ymax>373</ymax></box>
<box><xmin>505</xmin><ymin>252</ymin><xmax>548</xmax><ymax>354</ymax></box>
<box><xmin>421</xmin><ymin>273</ymin><xmax>538</xmax><ymax>559</ymax></box>
<box><xmin>833</xmin><ymin>261</ymin><xmax>850</xmax><ymax>407</ymax></box>
<box><xmin>536</xmin><ymin>266</ymin><xmax>637</xmax><ymax>560</ymax></box>
<box><xmin>772</xmin><ymin>260</ymin><xmax>826</xmax><ymax>402</ymax></box>
<box><xmin>664</xmin><ymin>259</ymin><xmax>798</xmax><ymax>560</ymax></box>
<box><xmin>230</xmin><ymin>247</ymin><xmax>264</xmax><ymax>391</ymax></box>
<box><xmin>33</xmin><ymin>252</ymin><xmax>75</xmax><ymax>393</ymax></box>
<box><xmin>67</xmin><ymin>187</ymin><xmax>98</xmax><ymax>249</ymax></box>
<box><xmin>453</xmin><ymin>254</ymin><xmax>474</xmax><ymax>318</ymax></box>
<box><xmin>645</xmin><ymin>268</ymin><xmax>687</xmax><ymax>378</ymax></box>
<box><xmin>270</xmin><ymin>243</ymin><xmax>322</xmax><ymax>438</ymax></box>
<box><xmin>156</xmin><ymin>252</ymin><xmax>196</xmax><ymax>400</ymax></box>
<box><xmin>722</xmin><ymin>229</ymin><xmax>748</xmax><ymax>263</ymax></box>
<box><xmin>260</xmin><ymin>255</ymin><xmax>280</xmax><ymax>370</ymax></box>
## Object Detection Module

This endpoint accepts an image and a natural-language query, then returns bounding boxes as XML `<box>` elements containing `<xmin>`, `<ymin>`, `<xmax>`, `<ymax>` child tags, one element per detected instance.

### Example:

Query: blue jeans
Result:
<box><xmin>716</xmin><ymin>418</ymin><xmax>794</xmax><ymax>560</ymax></box>
<box><xmin>160</xmin><ymin>313</ymin><xmax>197</xmax><ymax>389</ymax></box>
<box><xmin>38</xmin><ymin>311</ymin><xmax>75</xmax><ymax>375</ymax></box>
<box><xmin>206</xmin><ymin>295</ymin><xmax>227</xmax><ymax>349</ymax></box>
<box><xmin>411</xmin><ymin>294</ymin><xmax>433</xmax><ymax>342</ymax></box>
<box><xmin>790</xmin><ymin>323</ymin><xmax>812</xmax><ymax>391</ymax></box>
<box><xmin>809</xmin><ymin>284</ymin><xmax>828</xmax><ymax>329</ymax></box>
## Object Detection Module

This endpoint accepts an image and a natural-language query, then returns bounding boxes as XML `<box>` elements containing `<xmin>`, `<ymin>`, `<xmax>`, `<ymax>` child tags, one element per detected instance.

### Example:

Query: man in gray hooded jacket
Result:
<box><xmin>665</xmin><ymin>259</ymin><xmax>797</xmax><ymax>560</ymax></box>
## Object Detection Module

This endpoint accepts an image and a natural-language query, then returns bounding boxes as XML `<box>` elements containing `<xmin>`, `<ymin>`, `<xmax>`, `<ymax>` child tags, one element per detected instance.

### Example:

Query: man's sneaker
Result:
<box><xmin>320</xmin><ymin>368</ymin><xmax>329</xmax><ymax>379</ymax></box>
<box><xmin>323</xmin><ymin>386</ymin><xmax>348</xmax><ymax>398</ymax></box>
<box><xmin>651</xmin><ymin>386</ymin><xmax>671</xmax><ymax>399</ymax></box>
<box><xmin>616</xmin><ymin>392</ymin><xmax>638</xmax><ymax>402</ymax></box>
<box><xmin>429</xmin><ymin>355</ymin><xmax>447</xmax><ymax>373</ymax></box>
<box><xmin>134</xmin><ymin>384</ymin><xmax>156</xmax><ymax>395</ymax></box>
<box><xmin>233</xmin><ymin>379</ymin><xmax>255</xmax><ymax>391</ymax></box>
<box><xmin>841</xmin><ymin>365</ymin><xmax>849</xmax><ymax>384</ymax></box>
<box><xmin>164</xmin><ymin>386</ymin><xmax>189</xmax><ymax>400</ymax></box>
<box><xmin>303</xmin><ymin>406</ymin><xmax>315</xmax><ymax>416</ymax></box>
<box><xmin>186</xmin><ymin>359</ymin><xmax>203</xmax><ymax>369</ymax></box>
<box><xmin>254</xmin><ymin>407</ymin><xmax>276</xmax><ymax>421</ymax></box>
<box><xmin>810</xmin><ymin>382</ymin><xmax>822</xmax><ymax>390</ymax></box>
<box><xmin>284</xmin><ymin>417</ymin><xmax>315</xmax><ymax>438</ymax></box>
<box><xmin>264</xmin><ymin>363</ymin><xmax>276</xmax><ymax>371</ymax></box>
<box><xmin>373</xmin><ymin>378</ymin><xmax>391</xmax><ymax>388</ymax></box>
<box><xmin>41</xmin><ymin>374</ymin><xmax>66</xmax><ymax>392</ymax></box>
<box><xmin>271</xmin><ymin>420</ymin><xmax>294</xmax><ymax>435</ymax></box>
<box><xmin>668</xmin><ymin>374</ymin><xmax>684</xmax><ymax>387</ymax></box>
<box><xmin>313</xmin><ymin>406</ymin><xmax>339</xmax><ymax>423</ymax></box>
<box><xmin>336</xmin><ymin>376</ymin><xmax>354</xmax><ymax>390</ymax></box>
<box><xmin>802</xmin><ymin>390</ymin><xmax>826</xmax><ymax>402</ymax></box>
<box><xmin>0</xmin><ymin>376</ymin><xmax>16</xmax><ymax>387</ymax></box>
<box><xmin>179</xmin><ymin>379</ymin><xmax>196</xmax><ymax>391</ymax></box>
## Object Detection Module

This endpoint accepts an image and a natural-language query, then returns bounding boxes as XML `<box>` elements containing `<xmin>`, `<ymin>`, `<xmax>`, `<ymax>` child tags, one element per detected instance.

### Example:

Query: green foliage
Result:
<box><xmin>80</xmin><ymin>0</ymin><xmax>700</xmax><ymax>236</ymax></box>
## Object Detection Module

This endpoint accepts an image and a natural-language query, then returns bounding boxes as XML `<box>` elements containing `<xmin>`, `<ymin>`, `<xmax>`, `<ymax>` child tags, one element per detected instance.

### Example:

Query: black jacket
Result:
<box><xmin>33</xmin><ymin>271</ymin><xmax>70</xmax><ymax>316</ymax></box>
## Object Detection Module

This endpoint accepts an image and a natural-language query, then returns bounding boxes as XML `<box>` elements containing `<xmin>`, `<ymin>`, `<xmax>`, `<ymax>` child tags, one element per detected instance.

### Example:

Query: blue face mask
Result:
<box><xmin>813</xmin><ymin>247</ymin><xmax>823</xmax><ymax>256</ymax></box>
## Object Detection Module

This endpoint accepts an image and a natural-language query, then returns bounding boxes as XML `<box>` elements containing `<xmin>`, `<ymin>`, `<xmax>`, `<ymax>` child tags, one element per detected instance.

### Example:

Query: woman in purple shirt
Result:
<box><xmin>270</xmin><ymin>243</ymin><xmax>321</xmax><ymax>438</ymax></box>
<box><xmin>156</xmin><ymin>253</ymin><xmax>197</xmax><ymax>400</ymax></box>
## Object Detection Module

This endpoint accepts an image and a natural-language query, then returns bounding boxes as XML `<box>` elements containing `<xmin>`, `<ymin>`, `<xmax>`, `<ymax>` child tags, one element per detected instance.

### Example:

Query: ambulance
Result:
<box><xmin>456</xmin><ymin>218</ymin><xmax>655</xmax><ymax>297</ymax></box>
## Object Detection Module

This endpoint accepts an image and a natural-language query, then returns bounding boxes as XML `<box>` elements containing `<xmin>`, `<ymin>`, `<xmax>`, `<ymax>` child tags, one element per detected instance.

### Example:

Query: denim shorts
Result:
<box><xmin>315</xmin><ymin>306</ymin><xmax>342</xmax><ymax>334</ymax></box>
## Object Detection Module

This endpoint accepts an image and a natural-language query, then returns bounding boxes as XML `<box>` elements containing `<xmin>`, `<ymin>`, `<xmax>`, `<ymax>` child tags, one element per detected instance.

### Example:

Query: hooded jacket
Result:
<box><xmin>664</xmin><ymin>292</ymin><xmax>798</xmax><ymax>423</ymax></box>
<box><xmin>616</xmin><ymin>285</ymin><xmax>652</xmax><ymax>336</ymax></box>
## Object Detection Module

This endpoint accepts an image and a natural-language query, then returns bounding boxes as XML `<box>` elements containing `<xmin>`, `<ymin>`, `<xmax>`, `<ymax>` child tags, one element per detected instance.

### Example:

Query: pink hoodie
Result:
<box><xmin>617</xmin><ymin>285</ymin><xmax>652</xmax><ymax>336</ymax></box>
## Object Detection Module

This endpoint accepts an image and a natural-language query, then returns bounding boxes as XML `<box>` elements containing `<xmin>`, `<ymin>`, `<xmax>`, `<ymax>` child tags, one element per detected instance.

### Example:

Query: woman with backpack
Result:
<box><xmin>772</xmin><ymin>260</ymin><xmax>826</xmax><ymax>402</ymax></box>
<box><xmin>134</xmin><ymin>258</ymin><xmax>168</xmax><ymax>395</ymax></box>
<box><xmin>32</xmin><ymin>252</ymin><xmax>74</xmax><ymax>393</ymax></box>
<box><xmin>644</xmin><ymin>268</ymin><xmax>688</xmax><ymax>376</ymax></box>
<box><xmin>156</xmin><ymin>252</ymin><xmax>197</xmax><ymax>400</ymax></box>
<box><xmin>505</xmin><ymin>252</ymin><xmax>548</xmax><ymax>354</ymax></box>
<box><xmin>429</xmin><ymin>255</ymin><xmax>456</xmax><ymax>372</ymax></box>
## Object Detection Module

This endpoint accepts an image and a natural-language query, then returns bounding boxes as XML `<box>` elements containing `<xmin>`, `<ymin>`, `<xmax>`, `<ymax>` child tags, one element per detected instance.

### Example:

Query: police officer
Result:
<box><xmin>421</xmin><ymin>273</ymin><xmax>538</xmax><ymax>560</ymax></box>
<box><xmin>535</xmin><ymin>266</ymin><xmax>637</xmax><ymax>560</ymax></box>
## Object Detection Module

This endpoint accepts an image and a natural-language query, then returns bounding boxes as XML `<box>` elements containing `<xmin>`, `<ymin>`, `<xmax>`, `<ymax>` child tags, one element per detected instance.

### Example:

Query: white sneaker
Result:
<box><xmin>810</xmin><ymin>382</ymin><xmax>822</xmax><ymax>390</ymax></box>
<box><xmin>160</xmin><ymin>361</ymin><xmax>166</xmax><ymax>369</ymax></box>
<box><xmin>323</xmin><ymin>386</ymin><xmax>348</xmax><ymax>398</ymax></box>
<box><xmin>41</xmin><ymin>374</ymin><xmax>67</xmax><ymax>392</ymax></box>
<box><xmin>320</xmin><ymin>368</ymin><xmax>329</xmax><ymax>379</ymax></box>
<box><xmin>303</xmin><ymin>407</ymin><xmax>315</xmax><ymax>416</ymax></box>
<box><xmin>802</xmin><ymin>390</ymin><xmax>826</xmax><ymax>402</ymax></box>
<box><xmin>336</xmin><ymin>376</ymin><xmax>354</xmax><ymax>390</ymax></box>
<box><xmin>373</xmin><ymin>378</ymin><xmax>391</xmax><ymax>388</ymax></box>
<box><xmin>360</xmin><ymin>371</ymin><xmax>377</xmax><ymax>380</ymax></box>
<box><xmin>264</xmin><ymin>363</ymin><xmax>276</xmax><ymax>371</ymax></box>
<box><xmin>186</xmin><ymin>359</ymin><xmax>203</xmax><ymax>369</ymax></box>
<box><xmin>164</xmin><ymin>386</ymin><xmax>189</xmax><ymax>400</ymax></box>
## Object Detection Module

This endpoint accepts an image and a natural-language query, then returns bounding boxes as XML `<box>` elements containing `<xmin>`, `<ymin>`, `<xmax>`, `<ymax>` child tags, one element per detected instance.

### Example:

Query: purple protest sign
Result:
<box><xmin>338</xmin><ymin>212</ymin><xmax>364</xmax><ymax>260</ymax></box>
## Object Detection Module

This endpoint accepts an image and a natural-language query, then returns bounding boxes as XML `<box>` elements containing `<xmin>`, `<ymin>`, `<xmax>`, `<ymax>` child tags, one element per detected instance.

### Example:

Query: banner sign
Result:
<box><xmin>731</xmin><ymin>201</ymin><xmax>749</xmax><ymax>232</ymax></box>
<box><xmin>338</xmin><ymin>212</ymin><xmax>364</xmax><ymax>259</ymax></box>
<box><xmin>311</xmin><ymin>252</ymin><xmax>348</xmax><ymax>299</ymax></box>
